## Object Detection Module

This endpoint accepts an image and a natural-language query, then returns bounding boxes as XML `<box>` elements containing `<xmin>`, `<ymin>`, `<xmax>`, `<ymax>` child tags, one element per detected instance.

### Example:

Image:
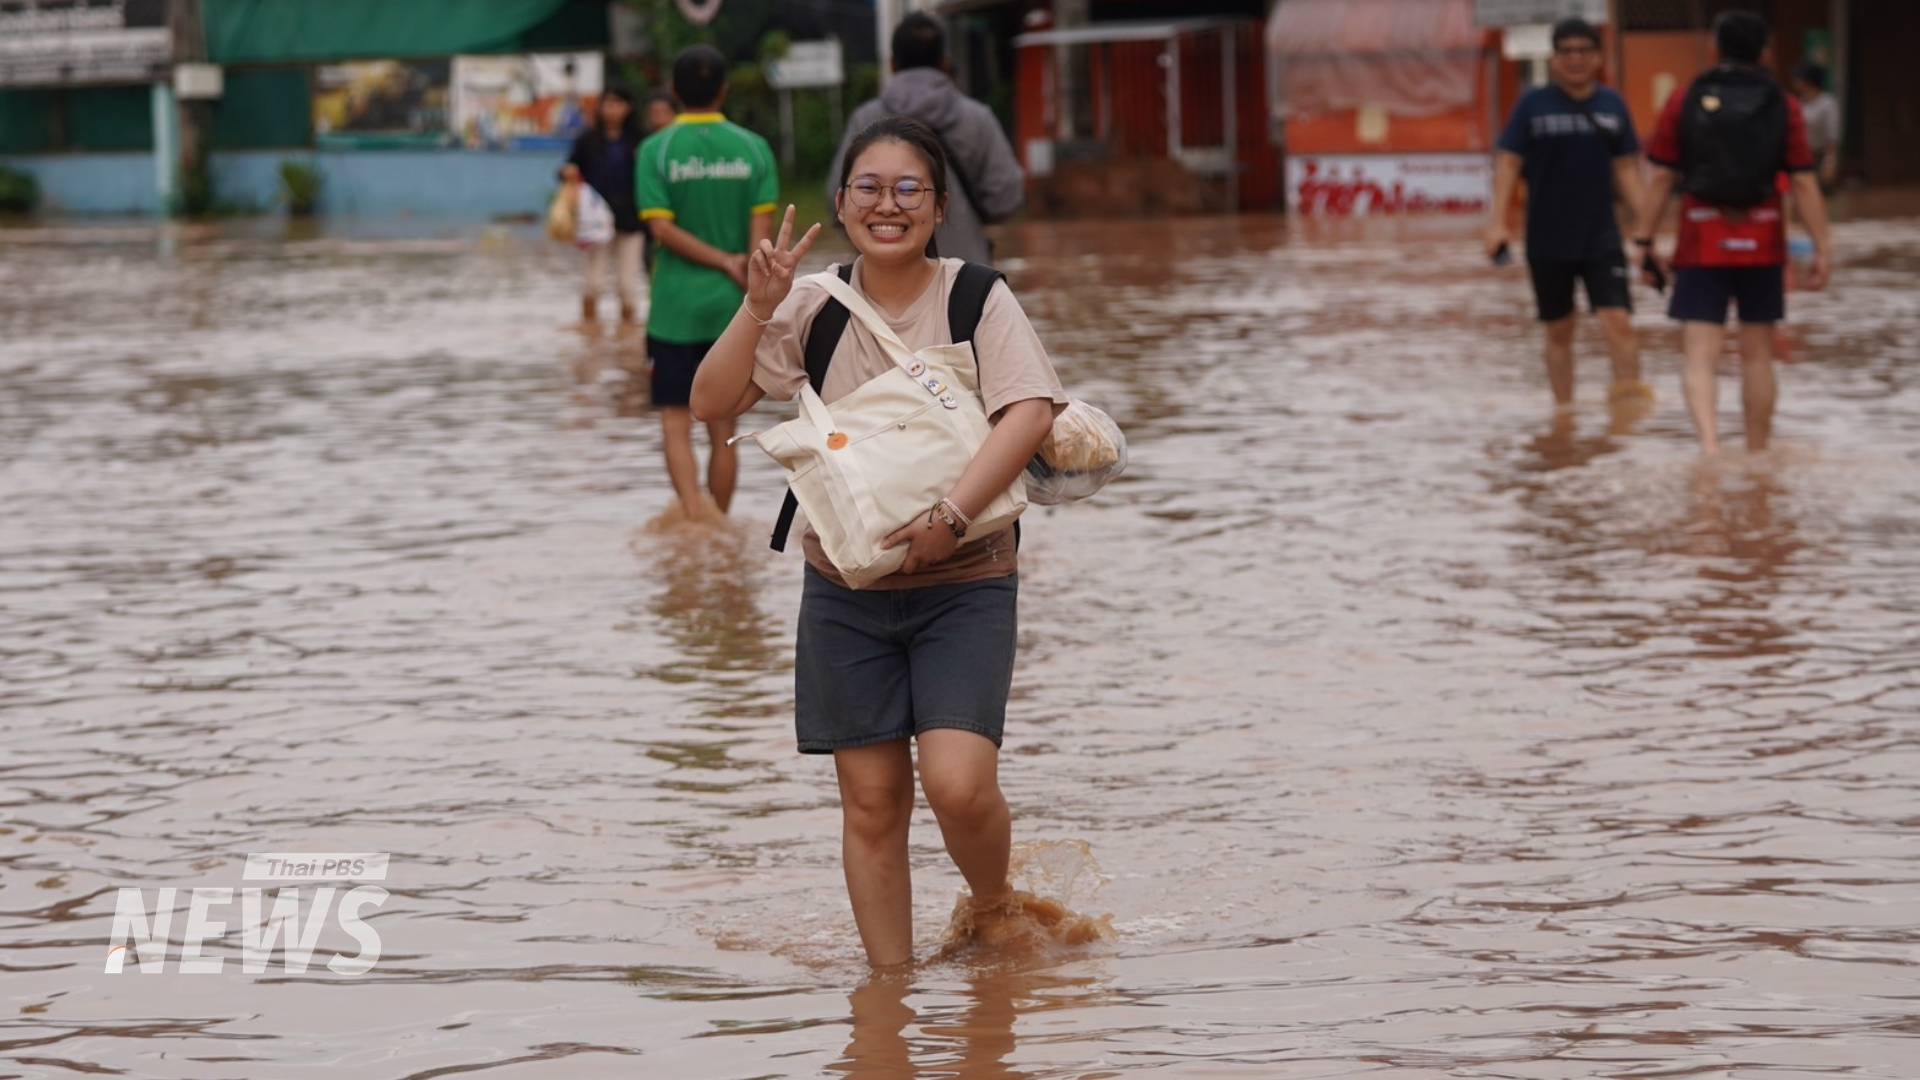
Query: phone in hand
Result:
<box><xmin>1490</xmin><ymin>241</ymin><xmax>1512</xmax><ymax>267</ymax></box>
<box><xmin>1640</xmin><ymin>251</ymin><xmax>1668</xmax><ymax>294</ymax></box>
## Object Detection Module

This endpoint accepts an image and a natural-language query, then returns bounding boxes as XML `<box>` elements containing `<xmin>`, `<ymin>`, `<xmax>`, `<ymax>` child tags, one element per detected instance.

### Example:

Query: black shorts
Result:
<box><xmin>794</xmin><ymin>567</ymin><xmax>1018</xmax><ymax>754</ymax></box>
<box><xmin>1527</xmin><ymin>255</ymin><xmax>1632</xmax><ymax>322</ymax></box>
<box><xmin>646</xmin><ymin>336</ymin><xmax>712</xmax><ymax>409</ymax></box>
<box><xmin>1669</xmin><ymin>265</ymin><xmax>1785</xmax><ymax>325</ymax></box>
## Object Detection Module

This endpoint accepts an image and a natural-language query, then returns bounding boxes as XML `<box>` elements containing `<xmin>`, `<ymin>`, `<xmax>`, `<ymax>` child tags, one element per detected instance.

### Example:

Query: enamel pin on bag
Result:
<box><xmin>731</xmin><ymin>269</ymin><xmax>1026</xmax><ymax>589</ymax></box>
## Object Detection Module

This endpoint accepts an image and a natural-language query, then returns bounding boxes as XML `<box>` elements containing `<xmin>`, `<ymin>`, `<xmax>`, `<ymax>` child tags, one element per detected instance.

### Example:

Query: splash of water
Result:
<box><xmin>639</xmin><ymin>493</ymin><xmax>736</xmax><ymax>535</ymax></box>
<box><xmin>934</xmin><ymin>840</ymin><xmax>1115</xmax><ymax>963</ymax></box>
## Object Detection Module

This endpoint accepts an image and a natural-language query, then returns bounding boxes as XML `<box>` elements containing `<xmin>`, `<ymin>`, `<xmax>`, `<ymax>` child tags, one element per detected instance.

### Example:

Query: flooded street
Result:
<box><xmin>3</xmin><ymin>211</ymin><xmax>1917</xmax><ymax>1077</ymax></box>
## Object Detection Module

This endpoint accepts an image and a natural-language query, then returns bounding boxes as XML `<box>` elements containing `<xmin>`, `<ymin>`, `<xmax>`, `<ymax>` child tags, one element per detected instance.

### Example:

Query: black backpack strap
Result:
<box><xmin>804</xmin><ymin>262</ymin><xmax>855</xmax><ymax>391</ymax></box>
<box><xmin>770</xmin><ymin>263</ymin><xmax>856</xmax><ymax>552</ymax></box>
<box><xmin>947</xmin><ymin>262</ymin><xmax>1002</xmax><ymax>348</ymax></box>
<box><xmin>945</xmin><ymin>261</ymin><xmax>1024</xmax><ymax>551</ymax></box>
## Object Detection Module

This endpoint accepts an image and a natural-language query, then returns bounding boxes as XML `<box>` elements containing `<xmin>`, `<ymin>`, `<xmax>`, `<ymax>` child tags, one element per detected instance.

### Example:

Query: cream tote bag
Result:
<box><xmin>732</xmin><ymin>271</ymin><xmax>1026</xmax><ymax>589</ymax></box>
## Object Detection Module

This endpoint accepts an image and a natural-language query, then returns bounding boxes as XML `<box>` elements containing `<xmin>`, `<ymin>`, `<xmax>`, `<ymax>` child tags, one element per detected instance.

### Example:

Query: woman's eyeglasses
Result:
<box><xmin>844</xmin><ymin>178</ymin><xmax>933</xmax><ymax>210</ymax></box>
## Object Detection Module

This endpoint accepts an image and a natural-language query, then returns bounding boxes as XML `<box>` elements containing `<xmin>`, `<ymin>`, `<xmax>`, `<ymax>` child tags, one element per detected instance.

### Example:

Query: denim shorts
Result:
<box><xmin>794</xmin><ymin>566</ymin><xmax>1018</xmax><ymax>754</ymax></box>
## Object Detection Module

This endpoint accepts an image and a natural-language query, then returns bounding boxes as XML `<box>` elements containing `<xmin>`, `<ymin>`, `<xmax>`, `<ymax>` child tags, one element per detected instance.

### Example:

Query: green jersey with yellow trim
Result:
<box><xmin>637</xmin><ymin>113</ymin><xmax>779</xmax><ymax>344</ymax></box>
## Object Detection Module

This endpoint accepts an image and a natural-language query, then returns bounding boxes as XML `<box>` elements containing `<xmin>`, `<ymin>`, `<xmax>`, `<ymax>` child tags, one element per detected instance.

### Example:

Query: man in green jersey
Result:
<box><xmin>638</xmin><ymin>46</ymin><xmax>777</xmax><ymax>520</ymax></box>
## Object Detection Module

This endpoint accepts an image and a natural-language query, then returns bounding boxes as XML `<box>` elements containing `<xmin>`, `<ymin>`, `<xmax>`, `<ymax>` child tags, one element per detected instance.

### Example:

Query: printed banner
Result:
<box><xmin>452</xmin><ymin>53</ymin><xmax>603</xmax><ymax>151</ymax></box>
<box><xmin>1287</xmin><ymin>154</ymin><xmax>1491</xmax><ymax>216</ymax></box>
<box><xmin>313</xmin><ymin>59</ymin><xmax>451</xmax><ymax>147</ymax></box>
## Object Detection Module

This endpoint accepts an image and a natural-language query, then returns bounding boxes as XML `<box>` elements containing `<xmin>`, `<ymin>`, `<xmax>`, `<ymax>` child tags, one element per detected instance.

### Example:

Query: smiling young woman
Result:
<box><xmin>689</xmin><ymin>117</ymin><xmax>1068</xmax><ymax>968</ymax></box>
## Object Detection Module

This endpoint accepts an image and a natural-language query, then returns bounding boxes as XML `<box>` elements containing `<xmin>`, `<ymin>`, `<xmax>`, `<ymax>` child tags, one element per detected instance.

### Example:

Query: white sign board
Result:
<box><xmin>1287</xmin><ymin>155</ymin><xmax>1491</xmax><ymax>216</ymax></box>
<box><xmin>0</xmin><ymin>0</ymin><xmax>169</xmax><ymax>88</ymax></box>
<box><xmin>175</xmin><ymin>63</ymin><xmax>223</xmax><ymax>100</ymax></box>
<box><xmin>608</xmin><ymin>4</ymin><xmax>649</xmax><ymax>59</ymax></box>
<box><xmin>1502</xmin><ymin>24</ymin><xmax>1555</xmax><ymax>61</ymax></box>
<box><xmin>767</xmin><ymin>40</ymin><xmax>844</xmax><ymax>90</ymax></box>
<box><xmin>1474</xmin><ymin>0</ymin><xmax>1607</xmax><ymax>27</ymax></box>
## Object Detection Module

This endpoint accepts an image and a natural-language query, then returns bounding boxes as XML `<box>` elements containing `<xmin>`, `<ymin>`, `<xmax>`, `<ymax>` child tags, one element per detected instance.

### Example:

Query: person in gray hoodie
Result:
<box><xmin>826</xmin><ymin>12</ymin><xmax>1024</xmax><ymax>266</ymax></box>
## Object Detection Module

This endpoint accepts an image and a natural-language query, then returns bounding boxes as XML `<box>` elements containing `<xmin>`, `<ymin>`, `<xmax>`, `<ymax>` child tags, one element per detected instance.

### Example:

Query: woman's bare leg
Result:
<box><xmin>916</xmin><ymin>729</ymin><xmax>1012</xmax><ymax>905</ymax></box>
<box><xmin>834</xmin><ymin>741</ymin><xmax>916</xmax><ymax>967</ymax></box>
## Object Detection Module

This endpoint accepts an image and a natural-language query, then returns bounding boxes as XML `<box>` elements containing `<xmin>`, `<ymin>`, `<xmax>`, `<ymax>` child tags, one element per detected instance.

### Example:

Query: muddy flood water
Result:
<box><xmin>3</xmin><ymin>211</ymin><xmax>1917</xmax><ymax>1079</ymax></box>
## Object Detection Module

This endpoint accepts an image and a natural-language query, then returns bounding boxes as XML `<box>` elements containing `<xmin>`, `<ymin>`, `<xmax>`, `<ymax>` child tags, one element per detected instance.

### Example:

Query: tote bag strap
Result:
<box><xmin>770</xmin><ymin>262</ymin><xmax>856</xmax><ymax>554</ymax></box>
<box><xmin>810</xmin><ymin>270</ymin><xmax>920</xmax><ymax>372</ymax></box>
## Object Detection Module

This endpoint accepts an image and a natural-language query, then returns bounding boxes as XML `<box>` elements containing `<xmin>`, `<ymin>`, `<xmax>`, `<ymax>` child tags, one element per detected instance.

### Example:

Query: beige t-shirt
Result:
<box><xmin>751</xmin><ymin>257</ymin><xmax>1068</xmax><ymax>590</ymax></box>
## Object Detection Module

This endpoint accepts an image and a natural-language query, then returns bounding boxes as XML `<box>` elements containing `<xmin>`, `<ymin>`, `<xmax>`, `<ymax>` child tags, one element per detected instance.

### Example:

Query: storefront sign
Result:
<box><xmin>0</xmin><ymin>0</ymin><xmax>170</xmax><ymax>88</ymax></box>
<box><xmin>1287</xmin><ymin>155</ymin><xmax>1491</xmax><ymax>216</ymax></box>
<box><xmin>767</xmin><ymin>41</ymin><xmax>844</xmax><ymax>90</ymax></box>
<box><xmin>1474</xmin><ymin>0</ymin><xmax>1607</xmax><ymax>27</ymax></box>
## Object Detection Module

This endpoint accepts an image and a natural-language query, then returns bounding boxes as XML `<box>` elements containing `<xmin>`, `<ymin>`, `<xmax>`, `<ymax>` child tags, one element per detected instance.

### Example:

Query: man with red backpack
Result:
<box><xmin>1633</xmin><ymin>11</ymin><xmax>1833</xmax><ymax>455</ymax></box>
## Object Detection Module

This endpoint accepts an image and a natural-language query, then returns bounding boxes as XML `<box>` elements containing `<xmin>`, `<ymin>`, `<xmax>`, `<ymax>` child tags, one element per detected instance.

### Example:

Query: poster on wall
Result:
<box><xmin>451</xmin><ymin>53</ymin><xmax>603</xmax><ymax>151</ymax></box>
<box><xmin>312</xmin><ymin>60</ymin><xmax>452</xmax><ymax>148</ymax></box>
<box><xmin>1286</xmin><ymin>155</ymin><xmax>1491</xmax><ymax>216</ymax></box>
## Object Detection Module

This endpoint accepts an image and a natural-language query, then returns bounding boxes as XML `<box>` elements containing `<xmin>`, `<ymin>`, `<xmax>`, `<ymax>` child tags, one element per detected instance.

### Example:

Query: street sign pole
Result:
<box><xmin>876</xmin><ymin>0</ymin><xmax>897</xmax><ymax>86</ymax></box>
<box><xmin>167</xmin><ymin>0</ymin><xmax>210</xmax><ymax>215</ymax></box>
<box><xmin>779</xmin><ymin>87</ymin><xmax>795</xmax><ymax>169</ymax></box>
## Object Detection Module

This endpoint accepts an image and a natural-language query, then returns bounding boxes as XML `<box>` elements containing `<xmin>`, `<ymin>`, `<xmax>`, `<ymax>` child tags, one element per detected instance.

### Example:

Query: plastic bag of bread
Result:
<box><xmin>1024</xmin><ymin>399</ymin><xmax>1126</xmax><ymax>505</ymax></box>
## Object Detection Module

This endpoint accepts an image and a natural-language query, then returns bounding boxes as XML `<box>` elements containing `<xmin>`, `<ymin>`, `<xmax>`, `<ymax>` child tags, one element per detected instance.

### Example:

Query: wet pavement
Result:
<box><xmin>2</xmin><ymin>210</ymin><xmax>1917</xmax><ymax>1078</ymax></box>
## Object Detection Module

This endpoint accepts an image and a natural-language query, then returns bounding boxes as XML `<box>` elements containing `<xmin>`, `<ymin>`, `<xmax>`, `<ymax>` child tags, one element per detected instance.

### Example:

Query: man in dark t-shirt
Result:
<box><xmin>1485</xmin><ymin>18</ymin><xmax>1649</xmax><ymax>412</ymax></box>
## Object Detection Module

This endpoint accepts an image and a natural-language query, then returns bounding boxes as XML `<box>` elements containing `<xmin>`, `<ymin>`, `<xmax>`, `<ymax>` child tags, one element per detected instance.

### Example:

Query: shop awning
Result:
<box><xmin>206</xmin><ymin>0</ymin><xmax>571</xmax><ymax>64</ymax></box>
<box><xmin>1266</xmin><ymin>0</ymin><xmax>1487</xmax><ymax>119</ymax></box>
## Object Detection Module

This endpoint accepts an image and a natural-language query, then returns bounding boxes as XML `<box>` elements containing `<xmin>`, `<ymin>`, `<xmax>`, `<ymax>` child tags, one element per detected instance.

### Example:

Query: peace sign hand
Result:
<box><xmin>746</xmin><ymin>204</ymin><xmax>823</xmax><ymax>322</ymax></box>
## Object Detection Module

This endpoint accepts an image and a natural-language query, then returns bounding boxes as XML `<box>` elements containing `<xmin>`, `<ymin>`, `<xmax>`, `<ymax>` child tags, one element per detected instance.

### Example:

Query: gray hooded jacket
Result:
<box><xmin>826</xmin><ymin>68</ymin><xmax>1025</xmax><ymax>266</ymax></box>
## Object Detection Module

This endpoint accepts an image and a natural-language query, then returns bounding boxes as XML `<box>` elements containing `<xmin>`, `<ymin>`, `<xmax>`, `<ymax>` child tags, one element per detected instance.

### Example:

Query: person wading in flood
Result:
<box><xmin>1789</xmin><ymin>63</ymin><xmax>1840</xmax><ymax>193</ymax></box>
<box><xmin>561</xmin><ymin>86</ymin><xmax>645</xmax><ymax>327</ymax></box>
<box><xmin>638</xmin><ymin>46</ymin><xmax>777</xmax><ymax>520</ymax></box>
<box><xmin>1485</xmin><ymin>17</ymin><xmax>1651</xmax><ymax>412</ymax></box>
<box><xmin>1632</xmin><ymin>11</ymin><xmax>1832</xmax><ymax>455</ymax></box>
<box><xmin>689</xmin><ymin>118</ymin><xmax>1068</xmax><ymax>968</ymax></box>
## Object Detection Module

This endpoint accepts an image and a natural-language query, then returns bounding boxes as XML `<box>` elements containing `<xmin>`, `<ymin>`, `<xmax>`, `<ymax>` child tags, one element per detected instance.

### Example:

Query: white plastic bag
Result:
<box><xmin>574</xmin><ymin>184</ymin><xmax>615</xmax><ymax>248</ymax></box>
<box><xmin>1024</xmin><ymin>399</ymin><xmax>1126</xmax><ymax>505</ymax></box>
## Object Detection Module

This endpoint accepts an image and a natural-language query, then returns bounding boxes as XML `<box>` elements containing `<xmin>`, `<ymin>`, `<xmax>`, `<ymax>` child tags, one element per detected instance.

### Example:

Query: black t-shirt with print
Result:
<box><xmin>1498</xmin><ymin>84</ymin><xmax>1641</xmax><ymax>262</ymax></box>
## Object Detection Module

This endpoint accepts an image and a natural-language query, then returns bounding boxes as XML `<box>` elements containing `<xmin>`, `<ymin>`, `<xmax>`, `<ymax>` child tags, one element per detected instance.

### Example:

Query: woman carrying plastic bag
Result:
<box><xmin>558</xmin><ymin>87</ymin><xmax>647</xmax><ymax>326</ymax></box>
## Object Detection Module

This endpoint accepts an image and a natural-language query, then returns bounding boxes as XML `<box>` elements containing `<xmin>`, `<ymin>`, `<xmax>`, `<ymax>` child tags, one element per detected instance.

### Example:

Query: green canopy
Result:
<box><xmin>205</xmin><ymin>0</ymin><xmax>573</xmax><ymax>64</ymax></box>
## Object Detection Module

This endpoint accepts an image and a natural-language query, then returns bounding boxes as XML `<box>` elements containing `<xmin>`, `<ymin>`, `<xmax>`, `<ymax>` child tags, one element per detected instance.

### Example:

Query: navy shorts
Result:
<box><xmin>1528</xmin><ymin>254</ymin><xmax>1632</xmax><ymax>322</ymax></box>
<box><xmin>1669</xmin><ymin>265</ymin><xmax>1785</xmax><ymax>325</ymax></box>
<box><xmin>794</xmin><ymin>567</ymin><xmax>1018</xmax><ymax>754</ymax></box>
<box><xmin>646</xmin><ymin>336</ymin><xmax>711</xmax><ymax>408</ymax></box>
